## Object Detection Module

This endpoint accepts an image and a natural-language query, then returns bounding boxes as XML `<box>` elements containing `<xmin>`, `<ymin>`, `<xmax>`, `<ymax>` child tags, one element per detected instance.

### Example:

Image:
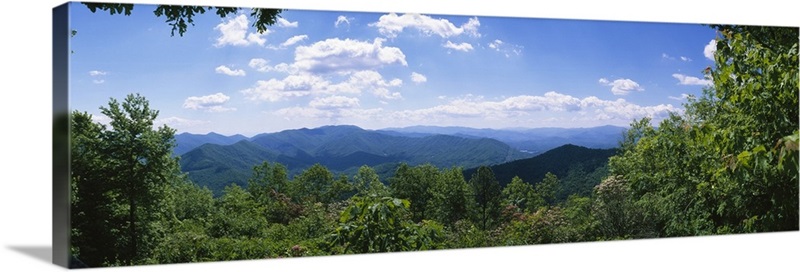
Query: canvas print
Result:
<box><xmin>53</xmin><ymin>1</ymin><xmax>799</xmax><ymax>268</ymax></box>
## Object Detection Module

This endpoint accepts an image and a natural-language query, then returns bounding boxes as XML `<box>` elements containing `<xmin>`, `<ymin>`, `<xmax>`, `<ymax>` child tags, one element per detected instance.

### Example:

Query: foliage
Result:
<box><xmin>70</xmin><ymin>94</ymin><xmax>183</xmax><ymax>266</ymax></box>
<box><xmin>469</xmin><ymin>166</ymin><xmax>503</xmax><ymax>230</ymax></box>
<box><xmin>389</xmin><ymin>163</ymin><xmax>437</xmax><ymax>222</ymax></box>
<box><xmin>353</xmin><ymin>165</ymin><xmax>390</xmax><ymax>197</ymax></box>
<box><xmin>328</xmin><ymin>196</ymin><xmax>443</xmax><ymax>254</ymax></box>
<box><xmin>429</xmin><ymin>167</ymin><xmax>471</xmax><ymax>226</ymax></box>
<box><xmin>82</xmin><ymin>2</ymin><xmax>283</xmax><ymax>36</ymax></box>
<box><xmin>501</xmin><ymin>176</ymin><xmax>543</xmax><ymax>213</ymax></box>
<box><xmin>608</xmin><ymin>25</ymin><xmax>799</xmax><ymax>236</ymax></box>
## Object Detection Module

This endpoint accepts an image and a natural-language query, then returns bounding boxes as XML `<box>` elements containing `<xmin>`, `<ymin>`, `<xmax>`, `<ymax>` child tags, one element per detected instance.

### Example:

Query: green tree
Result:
<box><xmin>607</xmin><ymin>25</ymin><xmax>798</xmax><ymax>236</ymax></box>
<box><xmin>353</xmin><ymin>165</ymin><xmax>390</xmax><ymax>197</ymax></box>
<box><xmin>70</xmin><ymin>94</ymin><xmax>183</xmax><ymax>266</ymax></box>
<box><xmin>701</xmin><ymin>25</ymin><xmax>798</xmax><ymax>232</ymax></box>
<box><xmin>501</xmin><ymin>176</ymin><xmax>544</xmax><ymax>213</ymax></box>
<box><xmin>429</xmin><ymin>167</ymin><xmax>470</xmax><ymax>226</ymax></box>
<box><xmin>247</xmin><ymin>161</ymin><xmax>289</xmax><ymax>201</ymax></box>
<box><xmin>469</xmin><ymin>166</ymin><xmax>502</xmax><ymax>230</ymax></box>
<box><xmin>328</xmin><ymin>196</ymin><xmax>443</xmax><ymax>253</ymax></box>
<box><xmin>289</xmin><ymin>163</ymin><xmax>336</xmax><ymax>204</ymax></box>
<box><xmin>82</xmin><ymin>2</ymin><xmax>283</xmax><ymax>36</ymax></box>
<box><xmin>70</xmin><ymin>111</ymin><xmax>118</xmax><ymax>267</ymax></box>
<box><xmin>389</xmin><ymin>163</ymin><xmax>437</xmax><ymax>222</ymax></box>
<box><xmin>535</xmin><ymin>172</ymin><xmax>560</xmax><ymax>206</ymax></box>
<box><xmin>99</xmin><ymin>93</ymin><xmax>182</xmax><ymax>265</ymax></box>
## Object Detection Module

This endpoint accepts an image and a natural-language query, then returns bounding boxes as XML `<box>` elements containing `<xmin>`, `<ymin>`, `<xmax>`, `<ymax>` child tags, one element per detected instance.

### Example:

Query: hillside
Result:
<box><xmin>463</xmin><ymin>144</ymin><xmax>617</xmax><ymax>191</ymax></box>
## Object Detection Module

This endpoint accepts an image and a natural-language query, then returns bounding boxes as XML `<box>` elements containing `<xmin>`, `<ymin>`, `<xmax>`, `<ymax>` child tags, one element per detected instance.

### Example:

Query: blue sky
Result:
<box><xmin>68</xmin><ymin>2</ymin><xmax>718</xmax><ymax>136</ymax></box>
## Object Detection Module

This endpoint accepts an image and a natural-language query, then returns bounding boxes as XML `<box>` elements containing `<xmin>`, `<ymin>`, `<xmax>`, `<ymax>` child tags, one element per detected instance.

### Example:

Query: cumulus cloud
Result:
<box><xmin>241</xmin><ymin>70</ymin><xmax>404</xmax><ymax>102</ymax></box>
<box><xmin>411</xmin><ymin>72</ymin><xmax>427</xmax><ymax>84</ymax></box>
<box><xmin>443</xmin><ymin>41</ymin><xmax>474</xmax><ymax>52</ymax></box>
<box><xmin>370</xmin><ymin>13</ymin><xmax>481</xmax><ymax>38</ymax></box>
<box><xmin>672</xmin><ymin>73</ymin><xmax>712</xmax><ymax>86</ymax></box>
<box><xmin>214</xmin><ymin>14</ymin><xmax>268</xmax><ymax>47</ymax></box>
<box><xmin>240</xmin><ymin>75</ymin><xmax>326</xmax><ymax>102</ymax></box>
<box><xmin>704</xmin><ymin>39</ymin><xmax>717</xmax><ymax>61</ymax></box>
<box><xmin>276</xmin><ymin>18</ymin><xmax>299</xmax><ymax>28</ymax></box>
<box><xmin>294</xmin><ymin>38</ymin><xmax>407</xmax><ymax>74</ymax></box>
<box><xmin>183</xmin><ymin>93</ymin><xmax>237</xmax><ymax>112</ymax></box>
<box><xmin>215</xmin><ymin>65</ymin><xmax>246</xmax><ymax>76</ymax></box>
<box><xmin>335</xmin><ymin>15</ymin><xmax>352</xmax><ymax>28</ymax></box>
<box><xmin>599</xmin><ymin>78</ymin><xmax>644</xmax><ymax>95</ymax></box>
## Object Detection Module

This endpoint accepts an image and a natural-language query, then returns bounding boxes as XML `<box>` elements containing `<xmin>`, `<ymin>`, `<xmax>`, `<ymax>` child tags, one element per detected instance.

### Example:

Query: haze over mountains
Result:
<box><xmin>174</xmin><ymin>125</ymin><xmax>626</xmax><ymax>195</ymax></box>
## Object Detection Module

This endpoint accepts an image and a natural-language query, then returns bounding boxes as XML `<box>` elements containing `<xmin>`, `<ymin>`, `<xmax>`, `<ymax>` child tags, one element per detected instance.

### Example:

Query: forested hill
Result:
<box><xmin>179</xmin><ymin>125</ymin><xmax>532</xmax><ymax>195</ymax></box>
<box><xmin>464</xmin><ymin>144</ymin><xmax>617</xmax><ymax>189</ymax></box>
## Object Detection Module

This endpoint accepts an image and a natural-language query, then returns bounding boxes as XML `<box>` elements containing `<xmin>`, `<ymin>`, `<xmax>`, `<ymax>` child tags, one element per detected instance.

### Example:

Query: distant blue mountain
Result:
<box><xmin>379</xmin><ymin>125</ymin><xmax>627</xmax><ymax>155</ymax></box>
<box><xmin>173</xmin><ymin>132</ymin><xmax>249</xmax><ymax>155</ymax></box>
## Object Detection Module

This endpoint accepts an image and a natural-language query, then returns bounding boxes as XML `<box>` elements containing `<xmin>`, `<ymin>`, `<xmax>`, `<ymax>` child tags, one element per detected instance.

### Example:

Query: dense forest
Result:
<box><xmin>68</xmin><ymin>25</ymin><xmax>798</xmax><ymax>268</ymax></box>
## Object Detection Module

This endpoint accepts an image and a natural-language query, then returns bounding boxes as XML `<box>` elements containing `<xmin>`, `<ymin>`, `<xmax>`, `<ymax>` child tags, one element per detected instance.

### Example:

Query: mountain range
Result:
<box><xmin>173</xmin><ymin>125</ymin><xmax>626</xmax><ymax>195</ymax></box>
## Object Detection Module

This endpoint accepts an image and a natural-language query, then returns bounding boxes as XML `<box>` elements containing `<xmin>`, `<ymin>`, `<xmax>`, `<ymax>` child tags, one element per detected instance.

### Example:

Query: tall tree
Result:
<box><xmin>469</xmin><ymin>166</ymin><xmax>502</xmax><ymax>230</ymax></box>
<box><xmin>70</xmin><ymin>94</ymin><xmax>182</xmax><ymax>266</ymax></box>
<box><xmin>99</xmin><ymin>93</ymin><xmax>182</xmax><ymax>264</ymax></box>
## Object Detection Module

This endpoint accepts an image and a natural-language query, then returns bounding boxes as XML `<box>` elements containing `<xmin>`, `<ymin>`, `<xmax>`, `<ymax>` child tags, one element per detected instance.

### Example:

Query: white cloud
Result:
<box><xmin>294</xmin><ymin>38</ymin><xmax>407</xmax><ymax>74</ymax></box>
<box><xmin>411</xmin><ymin>72</ymin><xmax>427</xmax><ymax>84</ymax></box>
<box><xmin>240</xmin><ymin>75</ymin><xmax>327</xmax><ymax>102</ymax></box>
<box><xmin>668</xmin><ymin>93</ymin><xmax>692</xmax><ymax>100</ymax></box>
<box><xmin>249</xmin><ymin>58</ymin><xmax>271</xmax><ymax>72</ymax></box>
<box><xmin>276</xmin><ymin>18</ymin><xmax>299</xmax><ymax>28</ymax></box>
<box><xmin>241</xmin><ymin>70</ymin><xmax>404</xmax><ymax>102</ymax></box>
<box><xmin>280</xmin><ymin>35</ymin><xmax>308</xmax><ymax>47</ymax></box>
<box><xmin>215</xmin><ymin>65</ymin><xmax>246</xmax><ymax>76</ymax></box>
<box><xmin>599</xmin><ymin>78</ymin><xmax>644</xmax><ymax>95</ymax></box>
<box><xmin>672</xmin><ymin>73</ymin><xmax>712</xmax><ymax>86</ymax></box>
<box><xmin>704</xmin><ymin>39</ymin><xmax>717</xmax><ymax>61</ymax></box>
<box><xmin>391</xmin><ymin>92</ymin><xmax>680</xmax><ymax>124</ymax></box>
<box><xmin>370</xmin><ymin>13</ymin><xmax>481</xmax><ymax>38</ymax></box>
<box><xmin>214</xmin><ymin>14</ymin><xmax>267</xmax><ymax>47</ymax></box>
<box><xmin>92</xmin><ymin>79</ymin><xmax>105</xmax><ymax>84</ymax></box>
<box><xmin>443</xmin><ymin>41</ymin><xmax>474</xmax><ymax>52</ymax></box>
<box><xmin>89</xmin><ymin>70</ymin><xmax>107</xmax><ymax>76</ymax></box>
<box><xmin>309</xmin><ymin>95</ymin><xmax>360</xmax><ymax>109</ymax></box>
<box><xmin>154</xmin><ymin>116</ymin><xmax>210</xmax><ymax>128</ymax></box>
<box><xmin>91</xmin><ymin>114</ymin><xmax>111</xmax><ymax>126</ymax></box>
<box><xmin>680</xmin><ymin>56</ymin><xmax>692</xmax><ymax>62</ymax></box>
<box><xmin>183</xmin><ymin>93</ymin><xmax>237</xmax><ymax>112</ymax></box>
<box><xmin>335</xmin><ymin>15</ymin><xmax>351</xmax><ymax>28</ymax></box>
<box><xmin>661</xmin><ymin>53</ymin><xmax>675</xmax><ymax>60</ymax></box>
<box><xmin>488</xmin><ymin>39</ymin><xmax>523</xmax><ymax>57</ymax></box>
<box><xmin>248</xmin><ymin>58</ymin><xmax>295</xmax><ymax>73</ymax></box>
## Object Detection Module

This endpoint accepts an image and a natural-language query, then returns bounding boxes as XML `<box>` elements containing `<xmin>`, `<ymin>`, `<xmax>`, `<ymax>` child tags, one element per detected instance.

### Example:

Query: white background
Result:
<box><xmin>1</xmin><ymin>0</ymin><xmax>798</xmax><ymax>271</ymax></box>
